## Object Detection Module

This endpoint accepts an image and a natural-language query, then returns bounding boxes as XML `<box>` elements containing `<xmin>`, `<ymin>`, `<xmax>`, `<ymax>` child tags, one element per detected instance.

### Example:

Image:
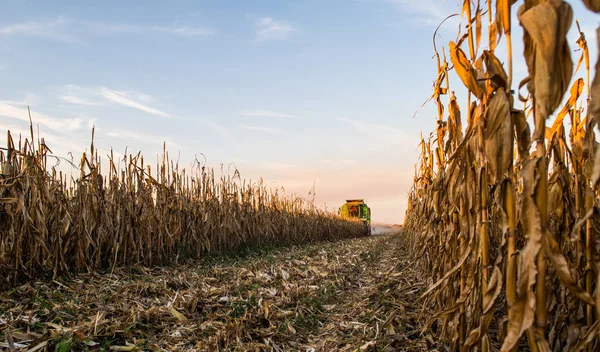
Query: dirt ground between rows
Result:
<box><xmin>1</xmin><ymin>232</ymin><xmax>446</xmax><ymax>351</ymax></box>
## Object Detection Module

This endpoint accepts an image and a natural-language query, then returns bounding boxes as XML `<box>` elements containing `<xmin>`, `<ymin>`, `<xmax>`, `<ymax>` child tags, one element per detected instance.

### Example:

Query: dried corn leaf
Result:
<box><xmin>449</xmin><ymin>41</ymin><xmax>484</xmax><ymax>99</ymax></box>
<box><xmin>590</xmin><ymin>27</ymin><xmax>600</xmax><ymax>188</ymax></box>
<box><xmin>483</xmin><ymin>50</ymin><xmax>508</xmax><ymax>90</ymax></box>
<box><xmin>496</xmin><ymin>0</ymin><xmax>517</xmax><ymax>34</ymax></box>
<box><xmin>542</xmin><ymin>230</ymin><xmax>595</xmax><ymax>305</ymax></box>
<box><xmin>475</xmin><ymin>9</ymin><xmax>482</xmax><ymax>51</ymax></box>
<box><xmin>483</xmin><ymin>266</ymin><xmax>503</xmax><ymax>314</ymax></box>
<box><xmin>582</xmin><ymin>0</ymin><xmax>600</xmax><ymax>12</ymax></box>
<box><xmin>484</xmin><ymin>89</ymin><xmax>513</xmax><ymax>184</ymax></box>
<box><xmin>513</xmin><ymin>109</ymin><xmax>531</xmax><ymax>158</ymax></box>
<box><xmin>169</xmin><ymin>307</ymin><xmax>188</xmax><ymax>323</ymax></box>
<box><xmin>501</xmin><ymin>157</ymin><xmax>543</xmax><ymax>352</ymax></box>
<box><xmin>572</xmin><ymin>320</ymin><xmax>600</xmax><ymax>352</ymax></box>
<box><xmin>518</xmin><ymin>0</ymin><xmax>573</xmax><ymax>139</ymax></box>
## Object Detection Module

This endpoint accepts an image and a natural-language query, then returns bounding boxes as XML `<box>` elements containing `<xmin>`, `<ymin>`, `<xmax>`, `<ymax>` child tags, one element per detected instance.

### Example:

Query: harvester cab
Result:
<box><xmin>340</xmin><ymin>199</ymin><xmax>371</xmax><ymax>236</ymax></box>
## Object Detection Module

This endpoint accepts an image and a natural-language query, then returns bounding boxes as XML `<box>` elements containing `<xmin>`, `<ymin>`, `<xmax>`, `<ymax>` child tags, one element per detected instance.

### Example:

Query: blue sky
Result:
<box><xmin>0</xmin><ymin>0</ymin><xmax>598</xmax><ymax>223</ymax></box>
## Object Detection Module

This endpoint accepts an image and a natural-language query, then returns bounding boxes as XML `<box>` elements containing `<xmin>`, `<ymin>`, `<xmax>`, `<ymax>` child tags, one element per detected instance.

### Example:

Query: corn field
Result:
<box><xmin>0</xmin><ymin>127</ymin><xmax>366</xmax><ymax>290</ymax></box>
<box><xmin>404</xmin><ymin>0</ymin><xmax>600</xmax><ymax>350</ymax></box>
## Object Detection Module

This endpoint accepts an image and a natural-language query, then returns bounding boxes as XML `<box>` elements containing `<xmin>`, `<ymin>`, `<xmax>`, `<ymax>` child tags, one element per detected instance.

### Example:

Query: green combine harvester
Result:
<box><xmin>340</xmin><ymin>199</ymin><xmax>371</xmax><ymax>236</ymax></box>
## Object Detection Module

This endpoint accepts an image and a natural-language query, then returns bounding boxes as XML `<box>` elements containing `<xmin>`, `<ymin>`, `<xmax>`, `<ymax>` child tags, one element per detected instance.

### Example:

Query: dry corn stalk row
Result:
<box><xmin>0</xmin><ymin>128</ymin><xmax>366</xmax><ymax>290</ymax></box>
<box><xmin>405</xmin><ymin>0</ymin><xmax>600</xmax><ymax>350</ymax></box>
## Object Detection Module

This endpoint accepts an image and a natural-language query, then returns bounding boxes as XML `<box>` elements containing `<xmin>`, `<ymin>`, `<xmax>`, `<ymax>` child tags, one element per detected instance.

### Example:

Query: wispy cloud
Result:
<box><xmin>60</xmin><ymin>85</ymin><xmax>169</xmax><ymax>117</ymax></box>
<box><xmin>98</xmin><ymin>87</ymin><xmax>170</xmax><ymax>118</ymax></box>
<box><xmin>61</xmin><ymin>85</ymin><xmax>229</xmax><ymax>137</ymax></box>
<box><xmin>0</xmin><ymin>101</ymin><xmax>84</xmax><ymax>132</ymax></box>
<box><xmin>387</xmin><ymin>0</ymin><xmax>457</xmax><ymax>26</ymax></box>
<box><xmin>254</xmin><ymin>17</ymin><xmax>294</xmax><ymax>41</ymax></box>
<box><xmin>0</xmin><ymin>119</ymin><xmax>88</xmax><ymax>159</ymax></box>
<box><xmin>241</xmin><ymin>110</ymin><xmax>298</xmax><ymax>119</ymax></box>
<box><xmin>336</xmin><ymin>117</ymin><xmax>415</xmax><ymax>144</ymax></box>
<box><xmin>337</xmin><ymin>117</ymin><xmax>399</xmax><ymax>134</ymax></box>
<box><xmin>240</xmin><ymin>124</ymin><xmax>284</xmax><ymax>135</ymax></box>
<box><xmin>195</xmin><ymin>118</ymin><xmax>230</xmax><ymax>137</ymax></box>
<box><xmin>0</xmin><ymin>17</ymin><xmax>214</xmax><ymax>43</ymax></box>
<box><xmin>0</xmin><ymin>17</ymin><xmax>84</xmax><ymax>43</ymax></box>
<box><xmin>105</xmin><ymin>129</ymin><xmax>179</xmax><ymax>148</ymax></box>
<box><xmin>81</xmin><ymin>21</ymin><xmax>214</xmax><ymax>37</ymax></box>
<box><xmin>61</xmin><ymin>95</ymin><xmax>101</xmax><ymax>106</ymax></box>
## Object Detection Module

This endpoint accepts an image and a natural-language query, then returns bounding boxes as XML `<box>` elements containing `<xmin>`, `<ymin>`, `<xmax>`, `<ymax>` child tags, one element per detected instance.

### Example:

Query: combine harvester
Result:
<box><xmin>340</xmin><ymin>199</ymin><xmax>371</xmax><ymax>236</ymax></box>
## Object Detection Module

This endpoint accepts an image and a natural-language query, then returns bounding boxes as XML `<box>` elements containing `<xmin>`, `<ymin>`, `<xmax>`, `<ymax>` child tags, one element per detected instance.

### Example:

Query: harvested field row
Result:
<box><xmin>0</xmin><ymin>232</ymin><xmax>434</xmax><ymax>352</ymax></box>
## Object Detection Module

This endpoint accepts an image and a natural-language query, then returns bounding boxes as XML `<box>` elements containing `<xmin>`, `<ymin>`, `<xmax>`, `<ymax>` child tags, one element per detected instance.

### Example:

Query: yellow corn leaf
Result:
<box><xmin>548</xmin><ymin>78</ymin><xmax>584</xmax><ymax>141</ymax></box>
<box><xmin>449</xmin><ymin>41</ymin><xmax>484</xmax><ymax>99</ymax></box>
<box><xmin>110</xmin><ymin>347</ymin><xmax>136</xmax><ymax>352</ymax></box>
<box><xmin>475</xmin><ymin>9</ymin><xmax>482</xmax><ymax>51</ymax></box>
<box><xmin>489</xmin><ymin>20</ymin><xmax>498</xmax><ymax>51</ymax></box>
<box><xmin>496</xmin><ymin>0</ymin><xmax>513</xmax><ymax>34</ymax></box>
<box><xmin>169</xmin><ymin>307</ymin><xmax>188</xmax><ymax>323</ymax></box>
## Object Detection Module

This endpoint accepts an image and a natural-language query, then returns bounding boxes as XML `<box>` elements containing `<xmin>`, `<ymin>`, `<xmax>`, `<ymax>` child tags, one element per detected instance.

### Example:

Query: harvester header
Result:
<box><xmin>340</xmin><ymin>199</ymin><xmax>371</xmax><ymax>236</ymax></box>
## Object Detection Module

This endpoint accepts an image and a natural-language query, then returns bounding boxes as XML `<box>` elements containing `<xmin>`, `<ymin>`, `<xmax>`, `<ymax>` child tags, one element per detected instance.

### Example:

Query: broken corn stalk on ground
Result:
<box><xmin>405</xmin><ymin>0</ymin><xmax>600</xmax><ymax>350</ymax></box>
<box><xmin>0</xmin><ymin>233</ymin><xmax>434</xmax><ymax>351</ymax></box>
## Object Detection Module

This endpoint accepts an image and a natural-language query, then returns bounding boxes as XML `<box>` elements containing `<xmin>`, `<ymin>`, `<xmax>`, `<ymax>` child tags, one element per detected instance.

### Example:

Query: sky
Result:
<box><xmin>0</xmin><ymin>0</ymin><xmax>598</xmax><ymax>224</ymax></box>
